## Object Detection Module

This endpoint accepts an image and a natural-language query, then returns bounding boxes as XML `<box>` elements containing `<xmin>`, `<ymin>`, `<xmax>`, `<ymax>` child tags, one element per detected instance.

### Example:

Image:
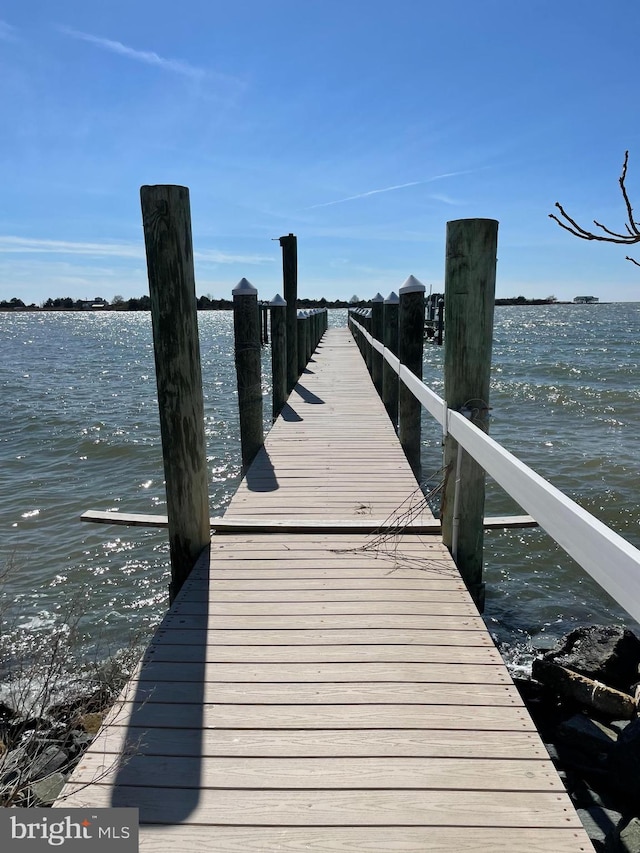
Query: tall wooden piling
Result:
<box><xmin>233</xmin><ymin>278</ymin><xmax>264</xmax><ymax>472</ymax></box>
<box><xmin>382</xmin><ymin>291</ymin><xmax>399</xmax><ymax>428</ymax></box>
<box><xmin>279</xmin><ymin>234</ymin><xmax>298</xmax><ymax>392</ymax></box>
<box><xmin>297</xmin><ymin>311</ymin><xmax>308</xmax><ymax>377</ymax></box>
<box><xmin>371</xmin><ymin>293</ymin><xmax>384</xmax><ymax>395</ymax></box>
<box><xmin>270</xmin><ymin>294</ymin><xmax>287</xmax><ymax>421</ymax></box>
<box><xmin>140</xmin><ymin>184</ymin><xmax>210</xmax><ymax>602</ymax></box>
<box><xmin>364</xmin><ymin>310</ymin><xmax>373</xmax><ymax>375</ymax></box>
<box><xmin>306</xmin><ymin>310</ymin><xmax>313</xmax><ymax>363</ymax></box>
<box><xmin>437</xmin><ymin>297</ymin><xmax>444</xmax><ymax>346</ymax></box>
<box><xmin>441</xmin><ymin>218</ymin><xmax>498</xmax><ymax>611</ymax></box>
<box><xmin>398</xmin><ymin>276</ymin><xmax>425</xmax><ymax>479</ymax></box>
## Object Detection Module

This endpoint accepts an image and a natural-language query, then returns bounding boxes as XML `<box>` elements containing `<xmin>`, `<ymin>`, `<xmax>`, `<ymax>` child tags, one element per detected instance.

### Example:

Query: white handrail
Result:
<box><xmin>349</xmin><ymin>314</ymin><xmax>640</xmax><ymax>625</ymax></box>
<box><xmin>367</xmin><ymin>324</ymin><xmax>446</xmax><ymax>426</ymax></box>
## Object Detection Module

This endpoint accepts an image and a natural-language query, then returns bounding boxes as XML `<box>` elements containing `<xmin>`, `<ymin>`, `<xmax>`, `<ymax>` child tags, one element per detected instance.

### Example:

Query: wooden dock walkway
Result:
<box><xmin>59</xmin><ymin>328</ymin><xmax>593</xmax><ymax>852</ymax></box>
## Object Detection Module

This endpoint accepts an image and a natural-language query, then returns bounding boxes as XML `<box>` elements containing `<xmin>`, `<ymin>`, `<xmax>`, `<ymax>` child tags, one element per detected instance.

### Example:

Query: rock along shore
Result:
<box><xmin>3</xmin><ymin>621</ymin><xmax>640</xmax><ymax>850</ymax></box>
<box><xmin>517</xmin><ymin>625</ymin><xmax>640</xmax><ymax>852</ymax></box>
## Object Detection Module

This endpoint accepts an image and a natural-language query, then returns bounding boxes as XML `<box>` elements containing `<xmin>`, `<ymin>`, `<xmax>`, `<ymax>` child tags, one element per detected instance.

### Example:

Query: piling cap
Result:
<box><xmin>233</xmin><ymin>277</ymin><xmax>258</xmax><ymax>296</ymax></box>
<box><xmin>270</xmin><ymin>293</ymin><xmax>287</xmax><ymax>306</ymax></box>
<box><xmin>384</xmin><ymin>291</ymin><xmax>399</xmax><ymax>304</ymax></box>
<box><xmin>372</xmin><ymin>292</ymin><xmax>384</xmax><ymax>303</ymax></box>
<box><xmin>399</xmin><ymin>275</ymin><xmax>426</xmax><ymax>295</ymax></box>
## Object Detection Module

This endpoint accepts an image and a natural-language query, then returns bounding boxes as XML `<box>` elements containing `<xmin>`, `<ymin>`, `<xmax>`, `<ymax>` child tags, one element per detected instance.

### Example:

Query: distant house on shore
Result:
<box><xmin>573</xmin><ymin>296</ymin><xmax>599</xmax><ymax>304</ymax></box>
<box><xmin>80</xmin><ymin>297</ymin><xmax>108</xmax><ymax>310</ymax></box>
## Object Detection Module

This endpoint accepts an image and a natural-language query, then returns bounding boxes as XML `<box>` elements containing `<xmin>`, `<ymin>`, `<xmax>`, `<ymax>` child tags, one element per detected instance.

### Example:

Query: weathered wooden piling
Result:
<box><xmin>427</xmin><ymin>293</ymin><xmax>436</xmax><ymax>322</ymax></box>
<box><xmin>297</xmin><ymin>310</ymin><xmax>308</xmax><ymax>377</ymax></box>
<box><xmin>270</xmin><ymin>294</ymin><xmax>287</xmax><ymax>421</ymax></box>
<box><xmin>233</xmin><ymin>278</ymin><xmax>264</xmax><ymax>472</ymax></box>
<box><xmin>279</xmin><ymin>234</ymin><xmax>298</xmax><ymax>392</ymax></box>
<box><xmin>140</xmin><ymin>184</ymin><xmax>210</xmax><ymax>602</ymax></box>
<box><xmin>261</xmin><ymin>302</ymin><xmax>269</xmax><ymax>345</ymax></box>
<box><xmin>360</xmin><ymin>309</ymin><xmax>371</xmax><ymax>374</ymax></box>
<box><xmin>441</xmin><ymin>218</ymin><xmax>498</xmax><ymax>611</ymax></box>
<box><xmin>371</xmin><ymin>293</ymin><xmax>384</xmax><ymax>395</ymax></box>
<box><xmin>306</xmin><ymin>310</ymin><xmax>313</xmax><ymax>363</ymax></box>
<box><xmin>437</xmin><ymin>297</ymin><xmax>444</xmax><ymax>346</ymax></box>
<box><xmin>398</xmin><ymin>276</ymin><xmax>425</xmax><ymax>479</ymax></box>
<box><xmin>382</xmin><ymin>291</ymin><xmax>399</xmax><ymax>428</ymax></box>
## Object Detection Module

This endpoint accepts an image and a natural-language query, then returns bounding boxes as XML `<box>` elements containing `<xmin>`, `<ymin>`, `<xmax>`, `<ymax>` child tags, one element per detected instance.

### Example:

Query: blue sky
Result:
<box><xmin>1</xmin><ymin>0</ymin><xmax>639</xmax><ymax>304</ymax></box>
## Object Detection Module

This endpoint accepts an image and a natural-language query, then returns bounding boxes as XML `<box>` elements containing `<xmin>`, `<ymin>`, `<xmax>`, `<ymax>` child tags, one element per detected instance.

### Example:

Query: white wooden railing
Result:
<box><xmin>349</xmin><ymin>315</ymin><xmax>640</xmax><ymax>626</ymax></box>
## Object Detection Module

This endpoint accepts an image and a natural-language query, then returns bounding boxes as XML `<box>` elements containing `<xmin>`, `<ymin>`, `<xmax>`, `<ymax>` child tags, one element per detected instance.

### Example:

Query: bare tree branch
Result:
<box><xmin>619</xmin><ymin>151</ymin><xmax>640</xmax><ymax>237</ymax></box>
<box><xmin>549</xmin><ymin>151</ymin><xmax>640</xmax><ymax>263</ymax></box>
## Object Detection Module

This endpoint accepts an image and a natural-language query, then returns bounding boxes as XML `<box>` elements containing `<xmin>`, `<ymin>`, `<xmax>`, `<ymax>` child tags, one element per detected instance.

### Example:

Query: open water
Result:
<box><xmin>1</xmin><ymin>305</ymin><xmax>639</xmax><ymax>675</ymax></box>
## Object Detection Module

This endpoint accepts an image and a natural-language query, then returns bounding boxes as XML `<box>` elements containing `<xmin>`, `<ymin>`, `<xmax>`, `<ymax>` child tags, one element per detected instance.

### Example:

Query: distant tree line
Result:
<box><xmin>1</xmin><ymin>294</ymin><xmax>369</xmax><ymax>311</ymax></box>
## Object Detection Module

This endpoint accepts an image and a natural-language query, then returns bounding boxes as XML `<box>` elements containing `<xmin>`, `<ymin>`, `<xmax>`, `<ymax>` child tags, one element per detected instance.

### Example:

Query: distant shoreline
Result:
<box><xmin>0</xmin><ymin>297</ymin><xmax>601</xmax><ymax>312</ymax></box>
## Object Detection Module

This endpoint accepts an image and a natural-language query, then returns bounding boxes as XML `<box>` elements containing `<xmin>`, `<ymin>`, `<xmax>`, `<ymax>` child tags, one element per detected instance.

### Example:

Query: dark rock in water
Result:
<box><xmin>569</xmin><ymin>774</ymin><xmax>610</xmax><ymax>810</ymax></box>
<box><xmin>610</xmin><ymin>717</ymin><xmax>640</xmax><ymax>807</ymax></box>
<box><xmin>542</xmin><ymin>626</ymin><xmax>640</xmax><ymax>692</ymax></box>
<box><xmin>29</xmin><ymin>772</ymin><xmax>65</xmax><ymax>806</ymax></box>
<box><xmin>46</xmin><ymin>686</ymin><xmax>113</xmax><ymax>722</ymax></box>
<box><xmin>0</xmin><ymin>745</ymin><xmax>29</xmax><ymax>787</ymax></box>
<box><xmin>0</xmin><ymin>702</ymin><xmax>17</xmax><ymax>722</ymax></box>
<box><xmin>26</xmin><ymin>744</ymin><xmax>69</xmax><ymax>783</ymax></box>
<box><xmin>508</xmin><ymin>630</ymin><xmax>640</xmax><ymax>850</ymax></box>
<box><xmin>609</xmin><ymin>719</ymin><xmax>632</xmax><ymax>736</ymax></box>
<box><xmin>577</xmin><ymin>807</ymin><xmax>623</xmax><ymax>852</ymax></box>
<box><xmin>609</xmin><ymin>817</ymin><xmax>640</xmax><ymax>853</ymax></box>
<box><xmin>557</xmin><ymin>714</ymin><xmax>617</xmax><ymax>762</ymax></box>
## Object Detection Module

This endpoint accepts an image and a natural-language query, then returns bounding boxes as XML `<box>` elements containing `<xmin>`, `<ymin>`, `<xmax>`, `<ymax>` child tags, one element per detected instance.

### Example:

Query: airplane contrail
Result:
<box><xmin>307</xmin><ymin>170</ymin><xmax>474</xmax><ymax>209</ymax></box>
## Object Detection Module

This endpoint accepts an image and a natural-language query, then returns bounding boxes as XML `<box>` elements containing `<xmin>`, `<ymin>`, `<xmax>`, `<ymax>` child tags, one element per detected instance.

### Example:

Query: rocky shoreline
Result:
<box><xmin>0</xmin><ymin>682</ymin><xmax>115</xmax><ymax>807</ymax></box>
<box><xmin>2</xmin><ymin>622</ymin><xmax>640</xmax><ymax>851</ymax></box>
<box><xmin>515</xmin><ymin>625</ymin><xmax>640</xmax><ymax>852</ymax></box>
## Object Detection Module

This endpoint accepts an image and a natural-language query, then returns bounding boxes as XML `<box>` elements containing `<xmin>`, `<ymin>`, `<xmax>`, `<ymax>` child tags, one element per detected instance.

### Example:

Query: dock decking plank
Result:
<box><xmin>57</xmin><ymin>328</ymin><xmax>593</xmax><ymax>852</ymax></box>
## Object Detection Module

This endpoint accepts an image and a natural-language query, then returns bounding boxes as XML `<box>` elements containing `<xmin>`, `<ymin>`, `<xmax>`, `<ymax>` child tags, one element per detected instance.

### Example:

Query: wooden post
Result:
<box><xmin>427</xmin><ymin>293</ymin><xmax>436</xmax><ymax>321</ymax></box>
<box><xmin>233</xmin><ymin>278</ymin><xmax>264</xmax><ymax>472</ymax></box>
<box><xmin>279</xmin><ymin>234</ymin><xmax>298</xmax><ymax>392</ymax></box>
<box><xmin>437</xmin><ymin>297</ymin><xmax>444</xmax><ymax>346</ymax></box>
<box><xmin>297</xmin><ymin>310</ymin><xmax>307</xmax><ymax>377</ymax></box>
<box><xmin>262</xmin><ymin>302</ymin><xmax>269</xmax><ymax>345</ymax></box>
<box><xmin>140</xmin><ymin>184</ymin><xmax>210</xmax><ymax>603</ymax></box>
<box><xmin>308</xmin><ymin>309</ymin><xmax>314</xmax><ymax>355</ymax></box>
<box><xmin>313</xmin><ymin>309</ymin><xmax>321</xmax><ymax>351</ymax></box>
<box><xmin>270</xmin><ymin>294</ymin><xmax>287</xmax><ymax>421</ymax></box>
<box><xmin>441</xmin><ymin>218</ymin><xmax>498</xmax><ymax>612</ymax></box>
<box><xmin>306</xmin><ymin>311</ymin><xmax>313</xmax><ymax>363</ymax></box>
<box><xmin>398</xmin><ymin>275</ymin><xmax>425</xmax><ymax>479</ymax></box>
<box><xmin>382</xmin><ymin>291</ymin><xmax>399</xmax><ymax>428</ymax></box>
<box><xmin>364</xmin><ymin>310</ymin><xmax>373</xmax><ymax>375</ymax></box>
<box><xmin>371</xmin><ymin>293</ymin><xmax>384</xmax><ymax>396</ymax></box>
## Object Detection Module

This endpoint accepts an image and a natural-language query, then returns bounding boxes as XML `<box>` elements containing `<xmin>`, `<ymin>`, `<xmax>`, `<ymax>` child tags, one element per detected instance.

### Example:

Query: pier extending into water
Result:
<box><xmin>56</xmin><ymin>189</ymin><xmax>640</xmax><ymax>849</ymax></box>
<box><xmin>59</xmin><ymin>325</ymin><xmax>592</xmax><ymax>851</ymax></box>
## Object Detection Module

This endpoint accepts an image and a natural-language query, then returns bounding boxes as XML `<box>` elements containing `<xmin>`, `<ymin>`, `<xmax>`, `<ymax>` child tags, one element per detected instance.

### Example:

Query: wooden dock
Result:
<box><xmin>59</xmin><ymin>328</ymin><xmax>593</xmax><ymax>852</ymax></box>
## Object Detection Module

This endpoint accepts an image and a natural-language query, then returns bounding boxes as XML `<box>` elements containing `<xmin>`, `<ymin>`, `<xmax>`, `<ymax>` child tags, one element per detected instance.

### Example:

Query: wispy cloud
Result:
<box><xmin>0</xmin><ymin>20</ymin><xmax>18</xmax><ymax>42</ymax></box>
<box><xmin>0</xmin><ymin>236</ymin><xmax>274</xmax><ymax>266</ymax></box>
<box><xmin>307</xmin><ymin>170</ymin><xmax>477</xmax><ymax>210</ymax></box>
<box><xmin>428</xmin><ymin>193</ymin><xmax>461</xmax><ymax>205</ymax></box>
<box><xmin>0</xmin><ymin>236</ymin><xmax>143</xmax><ymax>258</ymax></box>
<box><xmin>57</xmin><ymin>26</ymin><xmax>207</xmax><ymax>80</ymax></box>
<box><xmin>195</xmin><ymin>249</ymin><xmax>274</xmax><ymax>265</ymax></box>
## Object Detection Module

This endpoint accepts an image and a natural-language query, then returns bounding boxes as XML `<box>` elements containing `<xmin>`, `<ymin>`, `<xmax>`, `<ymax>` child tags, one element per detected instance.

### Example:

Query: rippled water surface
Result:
<box><xmin>421</xmin><ymin>302</ymin><xmax>640</xmax><ymax>669</ymax></box>
<box><xmin>1</xmin><ymin>305</ymin><xmax>639</xmax><ymax>672</ymax></box>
